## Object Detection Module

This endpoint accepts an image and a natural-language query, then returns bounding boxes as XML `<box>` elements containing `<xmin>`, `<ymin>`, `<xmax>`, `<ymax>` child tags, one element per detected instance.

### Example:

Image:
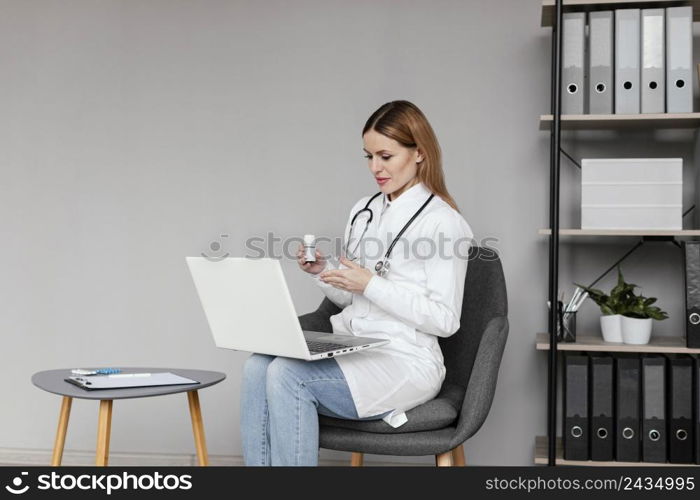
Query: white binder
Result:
<box><xmin>666</xmin><ymin>6</ymin><xmax>693</xmax><ymax>113</ymax></box>
<box><xmin>562</xmin><ymin>12</ymin><xmax>585</xmax><ymax>115</ymax></box>
<box><xmin>589</xmin><ymin>11</ymin><xmax>614</xmax><ymax>114</ymax></box>
<box><xmin>615</xmin><ymin>9</ymin><xmax>641</xmax><ymax>114</ymax></box>
<box><xmin>641</xmin><ymin>9</ymin><xmax>665</xmax><ymax>114</ymax></box>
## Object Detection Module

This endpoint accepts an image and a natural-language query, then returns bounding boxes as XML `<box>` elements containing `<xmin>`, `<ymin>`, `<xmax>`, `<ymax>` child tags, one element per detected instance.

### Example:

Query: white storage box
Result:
<box><xmin>581</xmin><ymin>158</ymin><xmax>682</xmax><ymax>230</ymax></box>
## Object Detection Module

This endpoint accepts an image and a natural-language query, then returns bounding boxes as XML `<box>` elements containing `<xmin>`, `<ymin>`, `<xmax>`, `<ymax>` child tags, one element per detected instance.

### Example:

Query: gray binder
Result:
<box><xmin>615</xmin><ymin>9</ymin><xmax>641</xmax><ymax>114</ymax></box>
<box><xmin>666</xmin><ymin>6</ymin><xmax>693</xmax><ymax>113</ymax></box>
<box><xmin>562</xmin><ymin>12</ymin><xmax>585</xmax><ymax>115</ymax></box>
<box><xmin>641</xmin><ymin>9</ymin><xmax>665</xmax><ymax>113</ymax></box>
<box><xmin>589</xmin><ymin>11</ymin><xmax>614</xmax><ymax>114</ymax></box>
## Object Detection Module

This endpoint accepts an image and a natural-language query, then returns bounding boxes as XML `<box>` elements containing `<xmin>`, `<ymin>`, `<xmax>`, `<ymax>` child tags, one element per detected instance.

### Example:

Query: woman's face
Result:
<box><xmin>363</xmin><ymin>129</ymin><xmax>423</xmax><ymax>200</ymax></box>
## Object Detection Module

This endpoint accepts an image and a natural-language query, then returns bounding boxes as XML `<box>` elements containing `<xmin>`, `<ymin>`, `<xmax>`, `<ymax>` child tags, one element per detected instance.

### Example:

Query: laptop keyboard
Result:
<box><xmin>306</xmin><ymin>341</ymin><xmax>351</xmax><ymax>353</ymax></box>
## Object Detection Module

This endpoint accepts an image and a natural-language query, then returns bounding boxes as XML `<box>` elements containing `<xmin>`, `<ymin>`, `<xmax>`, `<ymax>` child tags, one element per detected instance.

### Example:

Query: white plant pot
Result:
<box><xmin>600</xmin><ymin>314</ymin><xmax>623</xmax><ymax>343</ymax></box>
<box><xmin>621</xmin><ymin>316</ymin><xmax>653</xmax><ymax>345</ymax></box>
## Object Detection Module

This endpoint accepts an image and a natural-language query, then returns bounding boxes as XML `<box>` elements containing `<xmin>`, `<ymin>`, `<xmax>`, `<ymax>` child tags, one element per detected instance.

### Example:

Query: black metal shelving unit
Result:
<box><xmin>546</xmin><ymin>0</ymin><xmax>564</xmax><ymax>468</ymax></box>
<box><xmin>542</xmin><ymin>0</ymin><xmax>700</xmax><ymax>467</ymax></box>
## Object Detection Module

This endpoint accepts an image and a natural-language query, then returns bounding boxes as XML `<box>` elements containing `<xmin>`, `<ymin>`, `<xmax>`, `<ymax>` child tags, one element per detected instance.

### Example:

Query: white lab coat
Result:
<box><xmin>311</xmin><ymin>182</ymin><xmax>474</xmax><ymax>427</ymax></box>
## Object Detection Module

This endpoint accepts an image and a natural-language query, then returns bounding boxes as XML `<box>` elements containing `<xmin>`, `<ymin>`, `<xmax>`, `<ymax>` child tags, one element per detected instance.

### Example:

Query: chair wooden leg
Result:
<box><xmin>187</xmin><ymin>390</ymin><xmax>209</xmax><ymax>466</ymax></box>
<box><xmin>435</xmin><ymin>450</ymin><xmax>454</xmax><ymax>466</ymax></box>
<box><xmin>452</xmin><ymin>444</ymin><xmax>466</xmax><ymax>466</ymax></box>
<box><xmin>350</xmin><ymin>452</ymin><xmax>364</xmax><ymax>466</ymax></box>
<box><xmin>51</xmin><ymin>396</ymin><xmax>72</xmax><ymax>466</ymax></box>
<box><xmin>95</xmin><ymin>400</ymin><xmax>113</xmax><ymax>466</ymax></box>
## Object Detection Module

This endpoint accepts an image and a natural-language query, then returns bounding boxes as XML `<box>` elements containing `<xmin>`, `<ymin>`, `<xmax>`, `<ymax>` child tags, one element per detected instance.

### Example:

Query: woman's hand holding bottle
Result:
<box><xmin>297</xmin><ymin>243</ymin><xmax>327</xmax><ymax>275</ymax></box>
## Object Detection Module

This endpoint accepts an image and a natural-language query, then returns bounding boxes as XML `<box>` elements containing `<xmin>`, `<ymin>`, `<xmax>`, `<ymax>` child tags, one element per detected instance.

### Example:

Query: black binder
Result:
<box><xmin>642</xmin><ymin>355</ymin><xmax>667</xmax><ymax>463</ymax></box>
<box><xmin>616</xmin><ymin>356</ymin><xmax>641</xmax><ymax>462</ymax></box>
<box><xmin>683</xmin><ymin>242</ymin><xmax>700</xmax><ymax>348</ymax></box>
<box><xmin>590</xmin><ymin>354</ymin><xmax>614</xmax><ymax>461</ymax></box>
<box><xmin>563</xmin><ymin>354</ymin><xmax>589</xmax><ymax>460</ymax></box>
<box><xmin>668</xmin><ymin>356</ymin><xmax>694</xmax><ymax>463</ymax></box>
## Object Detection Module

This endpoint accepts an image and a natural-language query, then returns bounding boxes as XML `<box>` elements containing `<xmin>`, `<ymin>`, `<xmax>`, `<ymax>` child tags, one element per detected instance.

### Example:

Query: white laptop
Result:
<box><xmin>185</xmin><ymin>257</ymin><xmax>388</xmax><ymax>360</ymax></box>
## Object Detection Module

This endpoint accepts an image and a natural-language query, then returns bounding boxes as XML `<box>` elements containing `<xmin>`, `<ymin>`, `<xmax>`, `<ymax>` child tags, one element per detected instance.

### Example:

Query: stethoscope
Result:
<box><xmin>345</xmin><ymin>191</ymin><xmax>435</xmax><ymax>277</ymax></box>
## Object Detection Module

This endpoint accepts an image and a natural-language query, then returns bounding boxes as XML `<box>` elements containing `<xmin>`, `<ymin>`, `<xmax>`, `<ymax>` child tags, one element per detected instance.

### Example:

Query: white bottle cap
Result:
<box><xmin>303</xmin><ymin>234</ymin><xmax>315</xmax><ymax>245</ymax></box>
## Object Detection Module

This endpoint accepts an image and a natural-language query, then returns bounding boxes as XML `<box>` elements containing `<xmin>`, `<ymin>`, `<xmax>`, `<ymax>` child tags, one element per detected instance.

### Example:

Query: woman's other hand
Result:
<box><xmin>319</xmin><ymin>256</ymin><xmax>373</xmax><ymax>294</ymax></box>
<box><xmin>297</xmin><ymin>243</ymin><xmax>327</xmax><ymax>275</ymax></box>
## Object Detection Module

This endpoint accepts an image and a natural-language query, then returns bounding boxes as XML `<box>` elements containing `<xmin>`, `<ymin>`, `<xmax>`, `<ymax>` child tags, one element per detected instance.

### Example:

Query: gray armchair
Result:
<box><xmin>297</xmin><ymin>246</ymin><xmax>508</xmax><ymax>466</ymax></box>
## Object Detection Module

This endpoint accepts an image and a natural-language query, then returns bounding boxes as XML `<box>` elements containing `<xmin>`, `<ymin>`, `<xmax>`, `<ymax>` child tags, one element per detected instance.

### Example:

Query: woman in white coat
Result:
<box><xmin>240</xmin><ymin>100</ymin><xmax>474</xmax><ymax>466</ymax></box>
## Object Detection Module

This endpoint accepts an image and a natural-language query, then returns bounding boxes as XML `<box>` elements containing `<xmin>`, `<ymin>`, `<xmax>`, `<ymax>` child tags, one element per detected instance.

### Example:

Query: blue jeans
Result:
<box><xmin>240</xmin><ymin>353</ymin><xmax>387</xmax><ymax>466</ymax></box>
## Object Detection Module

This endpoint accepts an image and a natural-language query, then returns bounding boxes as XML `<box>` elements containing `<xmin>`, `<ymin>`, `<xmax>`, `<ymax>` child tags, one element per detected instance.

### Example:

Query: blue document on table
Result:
<box><xmin>65</xmin><ymin>372</ymin><xmax>199</xmax><ymax>390</ymax></box>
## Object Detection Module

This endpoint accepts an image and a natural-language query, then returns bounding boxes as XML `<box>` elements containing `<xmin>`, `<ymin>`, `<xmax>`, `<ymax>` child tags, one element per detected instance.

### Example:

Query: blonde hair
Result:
<box><xmin>362</xmin><ymin>100</ymin><xmax>460</xmax><ymax>212</ymax></box>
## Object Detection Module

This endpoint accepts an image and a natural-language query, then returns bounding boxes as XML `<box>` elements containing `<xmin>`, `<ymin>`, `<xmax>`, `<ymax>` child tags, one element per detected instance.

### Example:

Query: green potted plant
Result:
<box><xmin>575</xmin><ymin>267</ymin><xmax>631</xmax><ymax>343</ymax></box>
<box><xmin>576</xmin><ymin>267</ymin><xmax>668</xmax><ymax>344</ymax></box>
<box><xmin>617</xmin><ymin>290</ymin><xmax>669</xmax><ymax>345</ymax></box>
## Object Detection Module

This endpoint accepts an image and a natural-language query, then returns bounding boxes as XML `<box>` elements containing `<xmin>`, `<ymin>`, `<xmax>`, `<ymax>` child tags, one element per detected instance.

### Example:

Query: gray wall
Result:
<box><xmin>0</xmin><ymin>0</ymin><xmax>696</xmax><ymax>465</ymax></box>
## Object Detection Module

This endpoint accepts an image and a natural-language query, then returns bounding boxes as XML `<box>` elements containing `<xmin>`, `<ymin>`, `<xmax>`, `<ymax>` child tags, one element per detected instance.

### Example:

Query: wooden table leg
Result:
<box><xmin>187</xmin><ymin>390</ymin><xmax>209</xmax><ymax>466</ymax></box>
<box><xmin>95</xmin><ymin>400</ymin><xmax>113</xmax><ymax>466</ymax></box>
<box><xmin>435</xmin><ymin>451</ymin><xmax>454</xmax><ymax>466</ymax></box>
<box><xmin>51</xmin><ymin>396</ymin><xmax>72</xmax><ymax>466</ymax></box>
<box><xmin>452</xmin><ymin>444</ymin><xmax>466</xmax><ymax>466</ymax></box>
<box><xmin>350</xmin><ymin>452</ymin><xmax>364</xmax><ymax>466</ymax></box>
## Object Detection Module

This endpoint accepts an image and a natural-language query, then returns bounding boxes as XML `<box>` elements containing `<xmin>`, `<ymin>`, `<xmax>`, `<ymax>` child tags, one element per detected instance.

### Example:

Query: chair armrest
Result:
<box><xmin>449</xmin><ymin>315</ymin><xmax>509</xmax><ymax>449</ymax></box>
<box><xmin>298</xmin><ymin>298</ymin><xmax>342</xmax><ymax>334</ymax></box>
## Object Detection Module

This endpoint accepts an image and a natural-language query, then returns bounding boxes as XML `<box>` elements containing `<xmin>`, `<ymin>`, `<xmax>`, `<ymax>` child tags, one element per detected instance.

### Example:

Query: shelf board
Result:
<box><xmin>535</xmin><ymin>436</ymin><xmax>700</xmax><ymax>465</ymax></box>
<box><xmin>539</xmin><ymin>112</ymin><xmax>700</xmax><ymax>130</ymax></box>
<box><xmin>536</xmin><ymin>332</ymin><xmax>700</xmax><ymax>353</ymax></box>
<box><xmin>538</xmin><ymin>228</ymin><xmax>700</xmax><ymax>236</ymax></box>
<box><xmin>541</xmin><ymin>1</ymin><xmax>700</xmax><ymax>28</ymax></box>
